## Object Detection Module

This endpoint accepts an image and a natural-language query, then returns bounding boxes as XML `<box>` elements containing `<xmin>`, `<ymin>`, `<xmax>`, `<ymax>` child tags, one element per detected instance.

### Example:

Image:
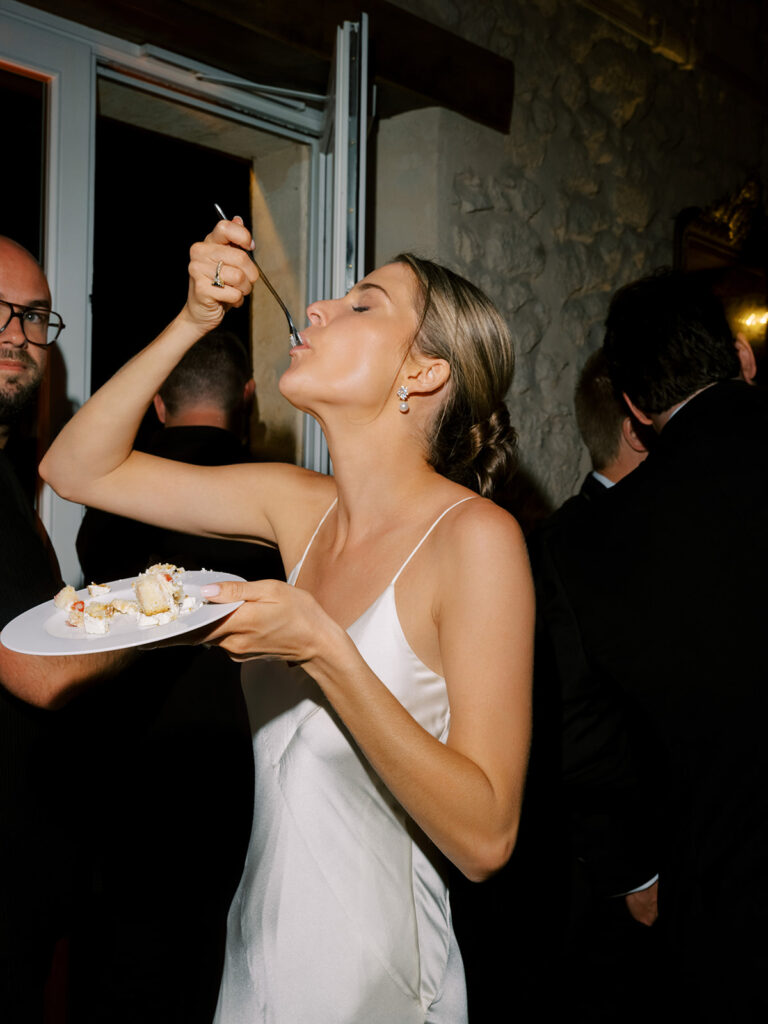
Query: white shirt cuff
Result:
<box><xmin>621</xmin><ymin>874</ymin><xmax>659</xmax><ymax>896</ymax></box>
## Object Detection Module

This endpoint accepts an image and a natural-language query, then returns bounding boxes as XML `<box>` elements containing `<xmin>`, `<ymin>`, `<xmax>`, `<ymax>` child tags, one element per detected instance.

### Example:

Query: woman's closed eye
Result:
<box><xmin>351</xmin><ymin>305</ymin><xmax>370</xmax><ymax>313</ymax></box>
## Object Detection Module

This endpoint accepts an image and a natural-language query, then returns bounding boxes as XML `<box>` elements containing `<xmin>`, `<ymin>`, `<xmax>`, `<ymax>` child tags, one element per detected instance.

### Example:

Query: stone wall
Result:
<box><xmin>375</xmin><ymin>0</ymin><xmax>768</xmax><ymax>520</ymax></box>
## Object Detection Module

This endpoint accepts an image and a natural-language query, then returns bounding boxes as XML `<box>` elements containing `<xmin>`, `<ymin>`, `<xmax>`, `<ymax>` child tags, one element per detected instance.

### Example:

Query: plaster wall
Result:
<box><xmin>250</xmin><ymin>143</ymin><xmax>310</xmax><ymax>462</ymax></box>
<box><xmin>375</xmin><ymin>0</ymin><xmax>768</xmax><ymax>519</ymax></box>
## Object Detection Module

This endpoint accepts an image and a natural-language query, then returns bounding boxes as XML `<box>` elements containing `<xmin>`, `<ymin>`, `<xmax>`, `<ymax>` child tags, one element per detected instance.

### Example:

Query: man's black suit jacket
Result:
<box><xmin>535</xmin><ymin>381</ymin><xmax>768</xmax><ymax>1020</ymax></box>
<box><xmin>0</xmin><ymin>450</ymin><xmax>74</xmax><ymax>1019</ymax></box>
<box><xmin>531</xmin><ymin>471</ymin><xmax>658</xmax><ymax>899</ymax></box>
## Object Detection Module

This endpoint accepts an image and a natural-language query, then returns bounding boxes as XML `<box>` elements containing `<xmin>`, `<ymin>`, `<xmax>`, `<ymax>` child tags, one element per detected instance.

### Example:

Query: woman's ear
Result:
<box><xmin>406</xmin><ymin>358</ymin><xmax>450</xmax><ymax>396</ymax></box>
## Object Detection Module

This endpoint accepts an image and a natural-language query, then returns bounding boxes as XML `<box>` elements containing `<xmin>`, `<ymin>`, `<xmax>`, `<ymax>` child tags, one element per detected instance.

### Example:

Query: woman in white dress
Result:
<box><xmin>41</xmin><ymin>216</ymin><xmax>533</xmax><ymax>1023</ymax></box>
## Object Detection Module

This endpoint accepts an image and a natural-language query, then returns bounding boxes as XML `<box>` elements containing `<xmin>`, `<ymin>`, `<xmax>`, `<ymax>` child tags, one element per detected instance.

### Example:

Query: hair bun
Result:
<box><xmin>466</xmin><ymin>403</ymin><xmax>518</xmax><ymax>498</ymax></box>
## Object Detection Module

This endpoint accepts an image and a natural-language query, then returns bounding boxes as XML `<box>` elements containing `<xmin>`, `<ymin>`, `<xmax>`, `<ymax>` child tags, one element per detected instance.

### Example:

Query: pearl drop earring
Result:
<box><xmin>397</xmin><ymin>385</ymin><xmax>409</xmax><ymax>413</ymax></box>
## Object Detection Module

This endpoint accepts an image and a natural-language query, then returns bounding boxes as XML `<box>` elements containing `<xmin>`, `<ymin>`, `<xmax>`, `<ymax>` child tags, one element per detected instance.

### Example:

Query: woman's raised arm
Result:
<box><xmin>40</xmin><ymin>219</ymin><xmax>322</xmax><ymax>548</ymax></box>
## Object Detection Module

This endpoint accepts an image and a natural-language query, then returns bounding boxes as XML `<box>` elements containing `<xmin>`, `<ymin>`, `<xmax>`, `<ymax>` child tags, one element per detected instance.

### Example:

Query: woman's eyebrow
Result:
<box><xmin>351</xmin><ymin>282</ymin><xmax>391</xmax><ymax>301</ymax></box>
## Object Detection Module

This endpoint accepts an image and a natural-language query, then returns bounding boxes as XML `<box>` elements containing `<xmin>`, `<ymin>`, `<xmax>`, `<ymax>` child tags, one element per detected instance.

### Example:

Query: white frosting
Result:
<box><xmin>84</xmin><ymin>613</ymin><xmax>109</xmax><ymax>635</ymax></box>
<box><xmin>53</xmin><ymin>563</ymin><xmax>198</xmax><ymax>638</ymax></box>
<box><xmin>84</xmin><ymin>602</ymin><xmax>112</xmax><ymax>634</ymax></box>
<box><xmin>138</xmin><ymin>609</ymin><xmax>178</xmax><ymax>628</ymax></box>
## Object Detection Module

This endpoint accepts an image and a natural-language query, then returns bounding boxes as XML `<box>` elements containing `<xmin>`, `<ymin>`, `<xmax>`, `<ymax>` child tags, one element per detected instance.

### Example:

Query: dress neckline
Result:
<box><xmin>288</xmin><ymin>496</ymin><xmax>477</xmax><ymax>632</ymax></box>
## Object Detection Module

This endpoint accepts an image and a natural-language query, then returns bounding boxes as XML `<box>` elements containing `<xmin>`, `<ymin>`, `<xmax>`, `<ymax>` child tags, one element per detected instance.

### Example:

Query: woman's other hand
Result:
<box><xmin>183</xmin><ymin>216</ymin><xmax>260</xmax><ymax>333</ymax></box>
<box><xmin>199</xmin><ymin>579</ymin><xmax>346</xmax><ymax>664</ymax></box>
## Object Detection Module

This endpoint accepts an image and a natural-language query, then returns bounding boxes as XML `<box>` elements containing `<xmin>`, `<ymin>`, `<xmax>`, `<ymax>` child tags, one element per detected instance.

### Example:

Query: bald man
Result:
<box><xmin>0</xmin><ymin>237</ymin><xmax>122</xmax><ymax>704</ymax></box>
<box><xmin>0</xmin><ymin>237</ymin><xmax>125</xmax><ymax>1020</ymax></box>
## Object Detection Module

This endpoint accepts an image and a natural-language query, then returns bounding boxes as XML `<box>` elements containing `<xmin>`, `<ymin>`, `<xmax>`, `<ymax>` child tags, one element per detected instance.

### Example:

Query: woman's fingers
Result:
<box><xmin>207</xmin><ymin>218</ymin><xmax>260</xmax><ymax>291</ymax></box>
<box><xmin>186</xmin><ymin>235</ymin><xmax>259</xmax><ymax>326</ymax></box>
<box><xmin>189</xmin><ymin>241</ymin><xmax>259</xmax><ymax>291</ymax></box>
<box><xmin>196</xmin><ymin>579</ymin><xmax>319</xmax><ymax>662</ymax></box>
<box><xmin>200</xmin><ymin>579</ymin><xmax>270</xmax><ymax>604</ymax></box>
<box><xmin>184</xmin><ymin>216</ymin><xmax>259</xmax><ymax>330</ymax></box>
<box><xmin>210</xmin><ymin>215</ymin><xmax>256</xmax><ymax>253</ymax></box>
<box><xmin>200</xmin><ymin>579</ymin><xmax>286</xmax><ymax>653</ymax></box>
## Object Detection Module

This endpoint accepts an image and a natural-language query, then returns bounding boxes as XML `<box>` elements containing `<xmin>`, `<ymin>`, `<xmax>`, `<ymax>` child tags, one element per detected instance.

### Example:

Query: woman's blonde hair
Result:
<box><xmin>395</xmin><ymin>253</ymin><xmax>518</xmax><ymax>499</ymax></box>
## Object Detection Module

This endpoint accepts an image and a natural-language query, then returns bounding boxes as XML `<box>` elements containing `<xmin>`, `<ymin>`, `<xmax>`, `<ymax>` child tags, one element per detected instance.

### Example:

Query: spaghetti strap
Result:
<box><xmin>391</xmin><ymin>496</ymin><xmax>476</xmax><ymax>585</ymax></box>
<box><xmin>290</xmin><ymin>498</ymin><xmax>338</xmax><ymax>585</ymax></box>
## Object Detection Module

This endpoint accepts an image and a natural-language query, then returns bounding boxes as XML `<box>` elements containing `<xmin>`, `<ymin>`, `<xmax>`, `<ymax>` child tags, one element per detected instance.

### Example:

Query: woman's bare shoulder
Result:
<box><xmin>431</xmin><ymin>495</ymin><xmax>530</xmax><ymax>596</ymax></box>
<box><xmin>439</xmin><ymin>494</ymin><xmax>525</xmax><ymax>550</ymax></box>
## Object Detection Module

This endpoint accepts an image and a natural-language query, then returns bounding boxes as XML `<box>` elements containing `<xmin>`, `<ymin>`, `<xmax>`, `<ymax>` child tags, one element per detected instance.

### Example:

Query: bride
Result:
<box><xmin>41</xmin><ymin>216</ymin><xmax>533</xmax><ymax>1023</ymax></box>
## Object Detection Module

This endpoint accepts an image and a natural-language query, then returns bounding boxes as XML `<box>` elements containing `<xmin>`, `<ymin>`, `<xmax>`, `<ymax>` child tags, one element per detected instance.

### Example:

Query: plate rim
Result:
<box><xmin>0</xmin><ymin>569</ymin><xmax>245</xmax><ymax>656</ymax></box>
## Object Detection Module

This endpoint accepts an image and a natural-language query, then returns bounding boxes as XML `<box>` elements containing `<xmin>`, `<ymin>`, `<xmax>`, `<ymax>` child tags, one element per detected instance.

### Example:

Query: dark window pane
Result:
<box><xmin>0</xmin><ymin>66</ymin><xmax>45</xmax><ymax>260</ymax></box>
<box><xmin>92</xmin><ymin>115</ymin><xmax>251</xmax><ymax>447</ymax></box>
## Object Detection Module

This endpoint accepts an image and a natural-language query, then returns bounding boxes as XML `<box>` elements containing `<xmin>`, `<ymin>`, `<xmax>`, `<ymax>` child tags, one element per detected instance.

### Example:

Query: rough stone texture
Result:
<box><xmin>378</xmin><ymin>0</ymin><xmax>768</xmax><ymax>519</ymax></box>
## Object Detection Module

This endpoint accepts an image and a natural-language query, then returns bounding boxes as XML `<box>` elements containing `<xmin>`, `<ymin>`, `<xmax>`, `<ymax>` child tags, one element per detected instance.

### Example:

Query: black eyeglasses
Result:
<box><xmin>0</xmin><ymin>299</ymin><xmax>65</xmax><ymax>347</ymax></box>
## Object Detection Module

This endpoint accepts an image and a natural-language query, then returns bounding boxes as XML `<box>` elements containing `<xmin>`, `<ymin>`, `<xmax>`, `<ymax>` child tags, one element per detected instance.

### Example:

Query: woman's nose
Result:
<box><xmin>305</xmin><ymin>299</ymin><xmax>329</xmax><ymax>325</ymax></box>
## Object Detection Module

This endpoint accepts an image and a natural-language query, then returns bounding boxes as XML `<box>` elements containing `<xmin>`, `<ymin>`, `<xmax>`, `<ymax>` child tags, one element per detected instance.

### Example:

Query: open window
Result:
<box><xmin>0</xmin><ymin>0</ymin><xmax>368</xmax><ymax>583</ymax></box>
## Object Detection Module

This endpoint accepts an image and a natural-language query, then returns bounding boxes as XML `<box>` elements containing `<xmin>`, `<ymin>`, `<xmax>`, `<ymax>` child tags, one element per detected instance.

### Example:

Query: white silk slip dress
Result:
<box><xmin>213</xmin><ymin>498</ymin><xmax>472</xmax><ymax>1024</ymax></box>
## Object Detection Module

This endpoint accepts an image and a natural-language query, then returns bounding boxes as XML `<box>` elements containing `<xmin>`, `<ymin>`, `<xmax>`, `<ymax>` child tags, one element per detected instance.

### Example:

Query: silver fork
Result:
<box><xmin>214</xmin><ymin>204</ymin><xmax>301</xmax><ymax>348</ymax></box>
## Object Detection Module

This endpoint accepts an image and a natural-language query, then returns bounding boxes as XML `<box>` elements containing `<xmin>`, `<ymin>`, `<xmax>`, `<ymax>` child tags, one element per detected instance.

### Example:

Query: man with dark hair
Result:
<box><xmin>560</xmin><ymin>351</ymin><xmax>655</xmax><ymax>913</ymax></box>
<box><xmin>72</xmin><ymin>330</ymin><xmax>282</xmax><ymax>1023</ymax></box>
<box><xmin>603</xmin><ymin>267</ymin><xmax>754</xmax><ymax>415</ymax></box>
<box><xmin>574</xmin><ymin>348</ymin><xmax>650</xmax><ymax>488</ymax></box>
<box><xmin>530</xmin><ymin>349</ymin><xmax>656</xmax><ymax>1020</ymax></box>
<box><xmin>538</xmin><ymin>268</ymin><xmax>765</xmax><ymax>1019</ymax></box>
<box><xmin>157</xmin><ymin>328</ymin><xmax>253</xmax><ymax>422</ymax></box>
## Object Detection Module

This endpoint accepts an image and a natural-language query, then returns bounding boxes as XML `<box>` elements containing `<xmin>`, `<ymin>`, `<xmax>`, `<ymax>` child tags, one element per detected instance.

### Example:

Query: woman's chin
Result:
<box><xmin>278</xmin><ymin>365</ymin><xmax>298</xmax><ymax>398</ymax></box>
<box><xmin>278</xmin><ymin>369</ymin><xmax>313</xmax><ymax>414</ymax></box>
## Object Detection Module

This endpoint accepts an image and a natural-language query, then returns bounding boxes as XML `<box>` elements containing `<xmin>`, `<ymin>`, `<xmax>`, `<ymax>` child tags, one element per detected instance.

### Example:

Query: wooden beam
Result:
<box><xmin>369</xmin><ymin>0</ymin><xmax>514</xmax><ymax>132</ymax></box>
<box><xmin>184</xmin><ymin>0</ymin><xmax>515</xmax><ymax>130</ymax></box>
<box><xmin>18</xmin><ymin>0</ymin><xmax>514</xmax><ymax>132</ymax></box>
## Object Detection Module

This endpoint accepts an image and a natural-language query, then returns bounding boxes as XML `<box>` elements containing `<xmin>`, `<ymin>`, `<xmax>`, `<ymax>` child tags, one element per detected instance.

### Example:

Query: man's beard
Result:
<box><xmin>0</xmin><ymin>349</ymin><xmax>43</xmax><ymax>423</ymax></box>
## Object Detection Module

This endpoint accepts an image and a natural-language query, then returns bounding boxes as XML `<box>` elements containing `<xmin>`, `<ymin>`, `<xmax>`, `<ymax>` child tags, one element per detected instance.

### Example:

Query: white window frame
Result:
<box><xmin>303</xmin><ymin>16</ymin><xmax>369</xmax><ymax>475</ymax></box>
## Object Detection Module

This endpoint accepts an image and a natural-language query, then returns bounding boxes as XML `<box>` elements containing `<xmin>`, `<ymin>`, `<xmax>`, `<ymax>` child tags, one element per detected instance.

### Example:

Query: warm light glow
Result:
<box><xmin>741</xmin><ymin>309</ymin><xmax>768</xmax><ymax>328</ymax></box>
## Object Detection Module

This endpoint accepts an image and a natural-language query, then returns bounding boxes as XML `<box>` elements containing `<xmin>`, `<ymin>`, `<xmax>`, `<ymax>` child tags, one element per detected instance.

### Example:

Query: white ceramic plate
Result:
<box><xmin>0</xmin><ymin>570</ymin><xmax>245</xmax><ymax>656</ymax></box>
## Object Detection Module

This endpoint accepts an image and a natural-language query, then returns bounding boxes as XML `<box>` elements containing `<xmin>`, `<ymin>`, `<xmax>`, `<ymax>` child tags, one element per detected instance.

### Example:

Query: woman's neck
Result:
<box><xmin>322</xmin><ymin>419</ymin><xmax>446</xmax><ymax>544</ymax></box>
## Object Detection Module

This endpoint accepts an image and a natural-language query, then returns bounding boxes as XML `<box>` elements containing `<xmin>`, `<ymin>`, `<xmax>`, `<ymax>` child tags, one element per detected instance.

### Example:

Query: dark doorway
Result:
<box><xmin>0</xmin><ymin>66</ymin><xmax>45</xmax><ymax>260</ymax></box>
<box><xmin>92</xmin><ymin>116</ymin><xmax>251</xmax><ymax>439</ymax></box>
<box><xmin>0</xmin><ymin>67</ymin><xmax>47</xmax><ymax>498</ymax></box>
